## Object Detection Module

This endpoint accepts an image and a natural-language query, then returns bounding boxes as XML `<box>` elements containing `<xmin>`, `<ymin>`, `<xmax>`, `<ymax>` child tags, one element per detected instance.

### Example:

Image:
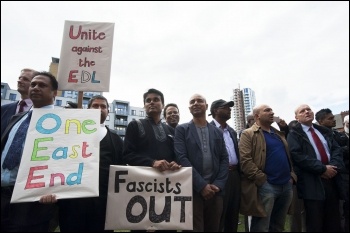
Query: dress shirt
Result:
<box><xmin>301</xmin><ymin>124</ymin><xmax>330</xmax><ymax>162</ymax></box>
<box><xmin>213</xmin><ymin>119</ymin><xmax>238</xmax><ymax>165</ymax></box>
<box><xmin>16</xmin><ymin>98</ymin><xmax>33</xmax><ymax>113</ymax></box>
<box><xmin>99</xmin><ymin>123</ymin><xmax>107</xmax><ymax>141</ymax></box>
<box><xmin>1</xmin><ymin>105</ymin><xmax>54</xmax><ymax>187</ymax></box>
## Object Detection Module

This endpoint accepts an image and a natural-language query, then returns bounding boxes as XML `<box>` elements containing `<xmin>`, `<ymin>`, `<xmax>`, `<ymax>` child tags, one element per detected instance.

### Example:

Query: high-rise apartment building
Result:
<box><xmin>242</xmin><ymin>88</ymin><xmax>256</xmax><ymax>119</ymax></box>
<box><xmin>231</xmin><ymin>87</ymin><xmax>256</xmax><ymax>133</ymax></box>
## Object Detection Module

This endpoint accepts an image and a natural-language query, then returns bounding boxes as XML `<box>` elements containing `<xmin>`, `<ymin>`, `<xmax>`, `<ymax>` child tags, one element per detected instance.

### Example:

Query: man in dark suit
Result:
<box><xmin>174</xmin><ymin>93</ymin><xmax>228</xmax><ymax>232</ymax></box>
<box><xmin>1</xmin><ymin>68</ymin><xmax>38</xmax><ymax>136</ymax></box>
<box><xmin>209</xmin><ymin>99</ymin><xmax>240</xmax><ymax>232</ymax></box>
<box><xmin>1</xmin><ymin>71</ymin><xmax>58</xmax><ymax>231</ymax></box>
<box><xmin>287</xmin><ymin>104</ymin><xmax>344</xmax><ymax>232</ymax></box>
<box><xmin>315</xmin><ymin>108</ymin><xmax>349</xmax><ymax>232</ymax></box>
<box><xmin>46</xmin><ymin>95</ymin><xmax>124</xmax><ymax>232</ymax></box>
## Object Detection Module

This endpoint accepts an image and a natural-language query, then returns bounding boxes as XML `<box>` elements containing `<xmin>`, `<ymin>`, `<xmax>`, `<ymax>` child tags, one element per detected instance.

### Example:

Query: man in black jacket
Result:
<box><xmin>315</xmin><ymin>109</ymin><xmax>349</xmax><ymax>232</ymax></box>
<box><xmin>41</xmin><ymin>95</ymin><xmax>124</xmax><ymax>232</ymax></box>
<box><xmin>287</xmin><ymin>104</ymin><xmax>345</xmax><ymax>232</ymax></box>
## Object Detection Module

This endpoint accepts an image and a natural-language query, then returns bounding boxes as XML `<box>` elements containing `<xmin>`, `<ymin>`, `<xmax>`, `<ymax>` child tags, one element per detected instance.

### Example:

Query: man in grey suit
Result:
<box><xmin>174</xmin><ymin>93</ymin><xmax>228</xmax><ymax>232</ymax></box>
<box><xmin>209</xmin><ymin>99</ymin><xmax>240</xmax><ymax>232</ymax></box>
<box><xmin>1</xmin><ymin>68</ymin><xmax>38</xmax><ymax>136</ymax></box>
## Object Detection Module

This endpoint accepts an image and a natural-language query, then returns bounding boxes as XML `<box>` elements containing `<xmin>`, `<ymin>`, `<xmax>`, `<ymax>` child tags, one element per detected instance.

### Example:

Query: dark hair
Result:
<box><xmin>143</xmin><ymin>88</ymin><xmax>164</xmax><ymax>105</ymax></box>
<box><xmin>34</xmin><ymin>71</ymin><xmax>58</xmax><ymax>91</ymax></box>
<box><xmin>315</xmin><ymin>108</ymin><xmax>332</xmax><ymax>122</ymax></box>
<box><xmin>65</xmin><ymin>101</ymin><xmax>78</xmax><ymax>109</ymax></box>
<box><xmin>87</xmin><ymin>95</ymin><xmax>109</xmax><ymax>109</ymax></box>
<box><xmin>163</xmin><ymin>103</ymin><xmax>179</xmax><ymax>118</ymax></box>
<box><xmin>288</xmin><ymin>120</ymin><xmax>298</xmax><ymax>130</ymax></box>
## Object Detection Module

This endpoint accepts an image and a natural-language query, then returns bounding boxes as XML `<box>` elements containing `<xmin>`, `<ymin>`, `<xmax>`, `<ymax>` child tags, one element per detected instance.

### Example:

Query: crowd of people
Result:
<box><xmin>1</xmin><ymin>68</ymin><xmax>349</xmax><ymax>232</ymax></box>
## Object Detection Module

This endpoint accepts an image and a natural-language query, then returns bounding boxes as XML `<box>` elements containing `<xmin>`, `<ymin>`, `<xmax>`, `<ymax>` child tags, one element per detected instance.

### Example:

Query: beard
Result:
<box><xmin>345</xmin><ymin>125</ymin><xmax>349</xmax><ymax>134</ymax></box>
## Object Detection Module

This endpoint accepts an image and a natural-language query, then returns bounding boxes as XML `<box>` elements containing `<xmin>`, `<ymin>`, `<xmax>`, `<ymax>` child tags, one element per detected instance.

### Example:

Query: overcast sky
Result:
<box><xmin>1</xmin><ymin>1</ymin><xmax>349</xmax><ymax>127</ymax></box>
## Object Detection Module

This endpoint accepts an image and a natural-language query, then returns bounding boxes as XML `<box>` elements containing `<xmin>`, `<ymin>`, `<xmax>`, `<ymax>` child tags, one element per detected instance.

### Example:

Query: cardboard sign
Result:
<box><xmin>10</xmin><ymin>109</ymin><xmax>100</xmax><ymax>203</ymax></box>
<box><xmin>57</xmin><ymin>20</ymin><xmax>114</xmax><ymax>91</ymax></box>
<box><xmin>105</xmin><ymin>166</ymin><xmax>193</xmax><ymax>231</ymax></box>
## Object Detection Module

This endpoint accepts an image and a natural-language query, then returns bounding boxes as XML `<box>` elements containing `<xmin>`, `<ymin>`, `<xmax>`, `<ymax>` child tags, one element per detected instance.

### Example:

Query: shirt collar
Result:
<box><xmin>19</xmin><ymin>98</ymin><xmax>33</xmax><ymax>106</ymax></box>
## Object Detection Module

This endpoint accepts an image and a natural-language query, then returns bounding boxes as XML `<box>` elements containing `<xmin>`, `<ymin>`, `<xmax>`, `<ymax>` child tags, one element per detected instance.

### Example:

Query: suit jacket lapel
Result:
<box><xmin>208</xmin><ymin>124</ymin><xmax>217</xmax><ymax>155</ymax></box>
<box><xmin>189</xmin><ymin>121</ymin><xmax>202</xmax><ymax>150</ymax></box>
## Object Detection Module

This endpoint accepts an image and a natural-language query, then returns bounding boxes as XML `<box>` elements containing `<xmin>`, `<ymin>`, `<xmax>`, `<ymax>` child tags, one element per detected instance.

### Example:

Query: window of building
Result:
<box><xmin>140</xmin><ymin>111</ymin><xmax>145</xmax><ymax>117</ymax></box>
<box><xmin>131</xmin><ymin>110</ymin><xmax>136</xmax><ymax>115</ymax></box>
<box><xmin>56</xmin><ymin>99</ymin><xmax>62</xmax><ymax>106</ymax></box>
<box><xmin>9</xmin><ymin>93</ymin><xmax>17</xmax><ymax>101</ymax></box>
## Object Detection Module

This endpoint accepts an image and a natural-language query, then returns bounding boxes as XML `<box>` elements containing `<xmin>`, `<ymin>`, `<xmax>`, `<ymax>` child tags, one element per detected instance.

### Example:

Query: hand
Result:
<box><xmin>152</xmin><ymin>160</ymin><xmax>170</xmax><ymax>172</ymax></box>
<box><xmin>168</xmin><ymin>161</ymin><xmax>182</xmax><ymax>171</ymax></box>
<box><xmin>200</xmin><ymin>184</ymin><xmax>216</xmax><ymax>200</ymax></box>
<box><xmin>152</xmin><ymin>160</ymin><xmax>181</xmax><ymax>172</ymax></box>
<box><xmin>321</xmin><ymin>165</ymin><xmax>338</xmax><ymax>179</ymax></box>
<box><xmin>39</xmin><ymin>194</ymin><xmax>57</xmax><ymax>204</ymax></box>
<box><xmin>277</xmin><ymin>119</ymin><xmax>287</xmax><ymax>127</ymax></box>
<box><xmin>209</xmin><ymin>184</ymin><xmax>220</xmax><ymax>192</ymax></box>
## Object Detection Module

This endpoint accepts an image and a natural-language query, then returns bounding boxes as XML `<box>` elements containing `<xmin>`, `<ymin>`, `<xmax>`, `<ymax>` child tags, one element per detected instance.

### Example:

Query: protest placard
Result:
<box><xmin>57</xmin><ymin>20</ymin><xmax>114</xmax><ymax>92</ymax></box>
<box><xmin>10</xmin><ymin>109</ymin><xmax>100</xmax><ymax>203</ymax></box>
<box><xmin>105</xmin><ymin>166</ymin><xmax>193</xmax><ymax>230</ymax></box>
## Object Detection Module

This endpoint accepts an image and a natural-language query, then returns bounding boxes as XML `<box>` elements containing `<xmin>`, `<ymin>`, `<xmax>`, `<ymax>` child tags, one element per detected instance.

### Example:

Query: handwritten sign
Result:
<box><xmin>105</xmin><ymin>166</ymin><xmax>193</xmax><ymax>231</ymax></box>
<box><xmin>11</xmin><ymin>109</ymin><xmax>100</xmax><ymax>203</ymax></box>
<box><xmin>57</xmin><ymin>20</ymin><xmax>114</xmax><ymax>92</ymax></box>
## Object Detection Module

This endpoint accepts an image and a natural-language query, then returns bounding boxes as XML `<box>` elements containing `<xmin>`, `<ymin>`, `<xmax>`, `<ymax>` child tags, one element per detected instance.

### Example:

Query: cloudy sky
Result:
<box><xmin>1</xmin><ymin>1</ymin><xmax>349</xmax><ymax>127</ymax></box>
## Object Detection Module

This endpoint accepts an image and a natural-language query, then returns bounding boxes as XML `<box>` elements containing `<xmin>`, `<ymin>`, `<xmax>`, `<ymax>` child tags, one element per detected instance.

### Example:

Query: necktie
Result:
<box><xmin>2</xmin><ymin>111</ymin><xmax>33</xmax><ymax>170</ymax></box>
<box><xmin>309</xmin><ymin>127</ymin><xmax>329</xmax><ymax>164</ymax></box>
<box><xmin>18</xmin><ymin>100</ymin><xmax>26</xmax><ymax>113</ymax></box>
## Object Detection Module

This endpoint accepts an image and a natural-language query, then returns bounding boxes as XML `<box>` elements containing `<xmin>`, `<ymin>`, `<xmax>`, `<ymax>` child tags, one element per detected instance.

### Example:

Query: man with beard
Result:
<box><xmin>40</xmin><ymin>95</ymin><xmax>124</xmax><ymax>232</ymax></box>
<box><xmin>239</xmin><ymin>104</ymin><xmax>296</xmax><ymax>232</ymax></box>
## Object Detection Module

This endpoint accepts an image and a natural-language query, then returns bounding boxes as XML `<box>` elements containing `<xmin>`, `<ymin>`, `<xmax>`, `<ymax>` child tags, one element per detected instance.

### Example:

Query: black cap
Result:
<box><xmin>208</xmin><ymin>99</ymin><xmax>234</xmax><ymax>116</ymax></box>
<box><xmin>65</xmin><ymin>101</ymin><xmax>78</xmax><ymax>109</ymax></box>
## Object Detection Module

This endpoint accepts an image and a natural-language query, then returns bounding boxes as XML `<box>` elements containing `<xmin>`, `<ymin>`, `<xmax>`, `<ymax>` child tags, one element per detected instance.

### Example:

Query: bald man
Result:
<box><xmin>239</xmin><ymin>104</ymin><xmax>296</xmax><ymax>232</ymax></box>
<box><xmin>287</xmin><ymin>104</ymin><xmax>345</xmax><ymax>232</ymax></box>
<box><xmin>174</xmin><ymin>94</ymin><xmax>228</xmax><ymax>232</ymax></box>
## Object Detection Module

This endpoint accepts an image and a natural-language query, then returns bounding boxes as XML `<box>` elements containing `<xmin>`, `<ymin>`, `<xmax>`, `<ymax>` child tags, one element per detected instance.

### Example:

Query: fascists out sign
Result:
<box><xmin>105</xmin><ymin>166</ymin><xmax>193</xmax><ymax>231</ymax></box>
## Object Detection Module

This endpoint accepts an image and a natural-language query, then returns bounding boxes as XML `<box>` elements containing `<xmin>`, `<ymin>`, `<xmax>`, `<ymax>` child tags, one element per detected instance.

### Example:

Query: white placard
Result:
<box><xmin>57</xmin><ymin>20</ymin><xmax>114</xmax><ymax>92</ymax></box>
<box><xmin>10</xmin><ymin>109</ymin><xmax>100</xmax><ymax>203</ymax></box>
<box><xmin>105</xmin><ymin>166</ymin><xmax>193</xmax><ymax>231</ymax></box>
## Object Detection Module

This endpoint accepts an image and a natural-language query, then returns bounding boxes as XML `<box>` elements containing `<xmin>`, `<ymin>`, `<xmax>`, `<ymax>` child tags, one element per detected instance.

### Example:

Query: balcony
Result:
<box><xmin>116</xmin><ymin>129</ymin><xmax>126</xmax><ymax>135</ymax></box>
<box><xmin>115</xmin><ymin>110</ymin><xmax>128</xmax><ymax>116</ymax></box>
<box><xmin>115</xmin><ymin>120</ymin><xmax>128</xmax><ymax>126</ymax></box>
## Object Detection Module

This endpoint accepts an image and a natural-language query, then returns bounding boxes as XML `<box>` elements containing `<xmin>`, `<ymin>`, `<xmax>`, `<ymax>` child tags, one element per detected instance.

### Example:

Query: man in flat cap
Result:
<box><xmin>209</xmin><ymin>99</ymin><xmax>241</xmax><ymax>232</ymax></box>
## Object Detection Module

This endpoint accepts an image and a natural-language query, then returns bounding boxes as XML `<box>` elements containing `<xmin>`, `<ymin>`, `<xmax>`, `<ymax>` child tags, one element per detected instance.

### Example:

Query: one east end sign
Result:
<box><xmin>105</xmin><ymin>166</ymin><xmax>193</xmax><ymax>231</ymax></box>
